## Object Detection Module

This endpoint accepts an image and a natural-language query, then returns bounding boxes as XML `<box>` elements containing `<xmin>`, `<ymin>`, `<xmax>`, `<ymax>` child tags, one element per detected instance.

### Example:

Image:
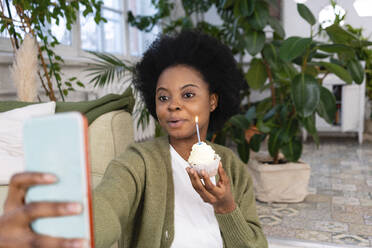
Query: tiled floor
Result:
<box><xmin>256</xmin><ymin>138</ymin><xmax>372</xmax><ymax>247</ymax></box>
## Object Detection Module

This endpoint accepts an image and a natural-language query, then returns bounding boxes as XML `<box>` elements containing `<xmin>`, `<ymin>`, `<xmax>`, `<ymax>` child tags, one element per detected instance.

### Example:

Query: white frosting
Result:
<box><xmin>188</xmin><ymin>142</ymin><xmax>216</xmax><ymax>165</ymax></box>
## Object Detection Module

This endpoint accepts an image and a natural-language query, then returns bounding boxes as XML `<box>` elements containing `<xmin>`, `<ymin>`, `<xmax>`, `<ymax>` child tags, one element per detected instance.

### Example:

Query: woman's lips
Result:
<box><xmin>167</xmin><ymin>119</ymin><xmax>185</xmax><ymax>128</ymax></box>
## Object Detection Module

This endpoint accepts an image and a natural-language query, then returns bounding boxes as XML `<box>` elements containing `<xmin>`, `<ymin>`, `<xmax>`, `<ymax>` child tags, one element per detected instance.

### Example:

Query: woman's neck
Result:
<box><xmin>169</xmin><ymin>136</ymin><xmax>203</xmax><ymax>161</ymax></box>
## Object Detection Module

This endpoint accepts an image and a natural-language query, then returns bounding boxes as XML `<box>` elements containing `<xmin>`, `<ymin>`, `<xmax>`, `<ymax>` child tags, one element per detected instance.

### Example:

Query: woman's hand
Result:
<box><xmin>186</xmin><ymin>163</ymin><xmax>236</xmax><ymax>214</ymax></box>
<box><xmin>0</xmin><ymin>172</ymin><xmax>87</xmax><ymax>248</ymax></box>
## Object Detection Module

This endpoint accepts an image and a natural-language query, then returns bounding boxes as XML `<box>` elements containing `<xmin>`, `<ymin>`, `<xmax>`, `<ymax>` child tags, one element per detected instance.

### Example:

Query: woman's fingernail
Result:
<box><xmin>65</xmin><ymin>203</ymin><xmax>82</xmax><ymax>214</ymax></box>
<box><xmin>73</xmin><ymin>240</ymin><xmax>88</xmax><ymax>248</ymax></box>
<box><xmin>65</xmin><ymin>239</ymin><xmax>88</xmax><ymax>248</ymax></box>
<box><xmin>43</xmin><ymin>174</ymin><xmax>57</xmax><ymax>182</ymax></box>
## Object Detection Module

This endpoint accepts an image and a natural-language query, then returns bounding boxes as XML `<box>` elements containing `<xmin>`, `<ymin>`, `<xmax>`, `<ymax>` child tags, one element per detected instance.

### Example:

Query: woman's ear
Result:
<box><xmin>209</xmin><ymin>93</ymin><xmax>218</xmax><ymax>112</ymax></box>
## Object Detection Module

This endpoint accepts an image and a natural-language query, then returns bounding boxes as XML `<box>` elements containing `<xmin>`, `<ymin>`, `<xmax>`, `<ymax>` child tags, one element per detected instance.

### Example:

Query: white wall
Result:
<box><xmin>1</xmin><ymin>0</ymin><xmax>370</xmax><ymax>123</ymax></box>
<box><xmin>283</xmin><ymin>0</ymin><xmax>372</xmax><ymax>38</ymax></box>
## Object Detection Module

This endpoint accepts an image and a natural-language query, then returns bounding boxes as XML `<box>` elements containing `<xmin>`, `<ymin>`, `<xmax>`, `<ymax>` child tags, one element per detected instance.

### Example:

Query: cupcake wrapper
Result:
<box><xmin>189</xmin><ymin>155</ymin><xmax>220</xmax><ymax>177</ymax></box>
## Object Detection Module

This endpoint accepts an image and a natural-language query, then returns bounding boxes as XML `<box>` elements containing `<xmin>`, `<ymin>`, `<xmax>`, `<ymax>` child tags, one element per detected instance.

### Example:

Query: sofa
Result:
<box><xmin>0</xmin><ymin>110</ymin><xmax>134</xmax><ymax>248</ymax></box>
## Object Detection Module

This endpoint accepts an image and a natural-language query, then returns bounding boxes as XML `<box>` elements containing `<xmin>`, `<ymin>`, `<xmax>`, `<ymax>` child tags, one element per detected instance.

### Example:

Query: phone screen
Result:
<box><xmin>23</xmin><ymin>112</ymin><xmax>94</xmax><ymax>247</ymax></box>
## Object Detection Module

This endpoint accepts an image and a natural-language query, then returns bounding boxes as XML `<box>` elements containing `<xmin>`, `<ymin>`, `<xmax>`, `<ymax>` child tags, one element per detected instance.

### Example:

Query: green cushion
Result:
<box><xmin>0</xmin><ymin>88</ymin><xmax>135</xmax><ymax>125</ymax></box>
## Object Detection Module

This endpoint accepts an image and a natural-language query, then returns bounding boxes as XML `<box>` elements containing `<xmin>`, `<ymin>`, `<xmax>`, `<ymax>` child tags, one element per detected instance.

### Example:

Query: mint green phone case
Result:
<box><xmin>23</xmin><ymin>112</ymin><xmax>94</xmax><ymax>246</ymax></box>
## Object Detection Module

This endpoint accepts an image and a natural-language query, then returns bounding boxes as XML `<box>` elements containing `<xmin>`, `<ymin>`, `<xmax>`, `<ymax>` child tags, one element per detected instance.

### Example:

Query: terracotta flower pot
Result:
<box><xmin>246</xmin><ymin>153</ymin><xmax>311</xmax><ymax>203</ymax></box>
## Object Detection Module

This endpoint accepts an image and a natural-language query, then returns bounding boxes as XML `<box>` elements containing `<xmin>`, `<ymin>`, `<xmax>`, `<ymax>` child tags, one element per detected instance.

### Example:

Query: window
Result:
<box><xmin>0</xmin><ymin>1</ymin><xmax>159</xmax><ymax>57</ymax></box>
<box><xmin>128</xmin><ymin>0</ymin><xmax>159</xmax><ymax>56</ymax></box>
<box><xmin>0</xmin><ymin>0</ymin><xmax>71</xmax><ymax>46</ymax></box>
<box><xmin>81</xmin><ymin>0</ymin><xmax>124</xmax><ymax>54</ymax></box>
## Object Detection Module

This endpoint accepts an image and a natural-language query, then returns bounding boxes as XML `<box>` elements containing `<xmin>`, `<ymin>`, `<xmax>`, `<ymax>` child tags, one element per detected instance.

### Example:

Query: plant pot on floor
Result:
<box><xmin>246</xmin><ymin>153</ymin><xmax>311</xmax><ymax>203</ymax></box>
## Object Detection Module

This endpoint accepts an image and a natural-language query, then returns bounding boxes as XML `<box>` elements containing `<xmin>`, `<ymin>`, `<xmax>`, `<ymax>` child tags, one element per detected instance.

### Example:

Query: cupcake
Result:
<box><xmin>188</xmin><ymin>142</ymin><xmax>221</xmax><ymax>177</ymax></box>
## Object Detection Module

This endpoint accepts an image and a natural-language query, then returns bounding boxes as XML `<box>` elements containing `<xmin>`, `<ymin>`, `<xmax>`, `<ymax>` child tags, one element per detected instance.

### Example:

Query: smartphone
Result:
<box><xmin>23</xmin><ymin>112</ymin><xmax>94</xmax><ymax>247</ymax></box>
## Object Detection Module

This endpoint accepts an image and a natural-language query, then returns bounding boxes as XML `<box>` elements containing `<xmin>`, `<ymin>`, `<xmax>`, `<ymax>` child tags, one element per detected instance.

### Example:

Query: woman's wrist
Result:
<box><xmin>214</xmin><ymin>201</ymin><xmax>236</xmax><ymax>214</ymax></box>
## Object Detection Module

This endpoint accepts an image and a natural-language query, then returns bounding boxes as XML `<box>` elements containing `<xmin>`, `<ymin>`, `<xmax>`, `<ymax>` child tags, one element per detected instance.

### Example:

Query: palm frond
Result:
<box><xmin>85</xmin><ymin>51</ymin><xmax>134</xmax><ymax>88</ymax></box>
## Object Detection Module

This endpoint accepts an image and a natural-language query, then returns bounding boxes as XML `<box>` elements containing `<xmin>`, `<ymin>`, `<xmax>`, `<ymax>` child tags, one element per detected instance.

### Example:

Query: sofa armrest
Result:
<box><xmin>0</xmin><ymin>110</ymin><xmax>134</xmax><ymax>214</ymax></box>
<box><xmin>89</xmin><ymin>110</ymin><xmax>134</xmax><ymax>187</ymax></box>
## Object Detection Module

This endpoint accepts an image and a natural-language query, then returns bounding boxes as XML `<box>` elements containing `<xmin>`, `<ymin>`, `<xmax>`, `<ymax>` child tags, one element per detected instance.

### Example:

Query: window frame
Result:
<box><xmin>0</xmin><ymin>0</ymin><xmax>149</xmax><ymax>62</ymax></box>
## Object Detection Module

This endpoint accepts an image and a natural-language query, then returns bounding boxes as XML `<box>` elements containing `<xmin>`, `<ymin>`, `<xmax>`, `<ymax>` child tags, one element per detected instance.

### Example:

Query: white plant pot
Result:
<box><xmin>247</xmin><ymin>153</ymin><xmax>311</xmax><ymax>203</ymax></box>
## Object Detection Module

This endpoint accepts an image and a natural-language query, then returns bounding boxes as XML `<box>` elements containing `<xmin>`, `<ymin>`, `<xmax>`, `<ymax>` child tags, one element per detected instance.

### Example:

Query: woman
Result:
<box><xmin>0</xmin><ymin>31</ymin><xmax>267</xmax><ymax>248</ymax></box>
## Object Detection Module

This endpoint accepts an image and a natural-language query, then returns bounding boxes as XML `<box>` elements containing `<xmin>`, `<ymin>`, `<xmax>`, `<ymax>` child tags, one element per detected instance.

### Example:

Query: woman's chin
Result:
<box><xmin>167</xmin><ymin>130</ymin><xmax>194</xmax><ymax>141</ymax></box>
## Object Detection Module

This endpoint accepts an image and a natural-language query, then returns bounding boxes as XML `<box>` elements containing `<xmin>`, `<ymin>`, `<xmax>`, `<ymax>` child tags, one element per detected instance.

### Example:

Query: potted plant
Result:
<box><xmin>217</xmin><ymin>2</ymin><xmax>371</xmax><ymax>203</ymax></box>
<box><xmin>0</xmin><ymin>0</ymin><xmax>105</xmax><ymax>100</ymax></box>
<box><xmin>85</xmin><ymin>0</ymin><xmax>371</xmax><ymax>202</ymax></box>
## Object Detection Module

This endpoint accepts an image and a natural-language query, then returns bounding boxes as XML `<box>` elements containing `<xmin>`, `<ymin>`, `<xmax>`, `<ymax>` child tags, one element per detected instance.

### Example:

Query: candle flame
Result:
<box><xmin>195</xmin><ymin>116</ymin><xmax>198</xmax><ymax>123</ymax></box>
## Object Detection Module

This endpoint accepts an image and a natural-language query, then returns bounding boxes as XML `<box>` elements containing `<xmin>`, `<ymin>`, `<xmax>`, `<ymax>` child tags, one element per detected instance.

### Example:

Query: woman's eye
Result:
<box><xmin>183</xmin><ymin>92</ymin><xmax>195</xmax><ymax>98</ymax></box>
<box><xmin>158</xmin><ymin>96</ymin><xmax>169</xmax><ymax>102</ymax></box>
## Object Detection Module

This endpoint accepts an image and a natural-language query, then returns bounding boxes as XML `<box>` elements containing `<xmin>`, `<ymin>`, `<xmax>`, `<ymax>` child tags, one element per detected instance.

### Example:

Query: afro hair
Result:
<box><xmin>133</xmin><ymin>30</ymin><xmax>245</xmax><ymax>132</ymax></box>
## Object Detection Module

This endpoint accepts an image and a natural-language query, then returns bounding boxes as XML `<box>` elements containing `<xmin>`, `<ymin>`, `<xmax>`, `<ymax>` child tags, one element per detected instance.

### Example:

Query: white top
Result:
<box><xmin>170</xmin><ymin>145</ymin><xmax>223</xmax><ymax>248</ymax></box>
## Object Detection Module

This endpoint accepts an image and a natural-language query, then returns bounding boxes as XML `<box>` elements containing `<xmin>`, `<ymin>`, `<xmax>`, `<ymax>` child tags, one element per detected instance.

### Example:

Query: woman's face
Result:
<box><xmin>155</xmin><ymin>65</ymin><xmax>218</xmax><ymax>142</ymax></box>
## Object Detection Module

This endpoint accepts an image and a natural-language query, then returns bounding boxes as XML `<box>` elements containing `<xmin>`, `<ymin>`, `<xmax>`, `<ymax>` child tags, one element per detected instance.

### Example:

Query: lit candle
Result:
<box><xmin>195</xmin><ymin>116</ymin><xmax>201</xmax><ymax>144</ymax></box>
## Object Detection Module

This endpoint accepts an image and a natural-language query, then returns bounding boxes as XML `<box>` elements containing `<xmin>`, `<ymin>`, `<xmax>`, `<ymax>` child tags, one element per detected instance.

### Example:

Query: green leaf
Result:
<box><xmin>76</xmin><ymin>81</ymin><xmax>85</xmax><ymax>88</ymax></box>
<box><xmin>223</xmin><ymin>0</ymin><xmax>235</xmax><ymax>9</ymax></box>
<box><xmin>257</xmin><ymin>120</ymin><xmax>271</xmax><ymax>133</ymax></box>
<box><xmin>229</xmin><ymin>114</ymin><xmax>251</xmax><ymax>130</ymax></box>
<box><xmin>249</xmin><ymin>134</ymin><xmax>266</xmax><ymax>152</ymax></box>
<box><xmin>297</xmin><ymin>3</ymin><xmax>316</xmax><ymax>26</ymax></box>
<box><xmin>318</xmin><ymin>62</ymin><xmax>353</xmax><ymax>84</ymax></box>
<box><xmin>86</xmin><ymin>51</ymin><xmax>134</xmax><ymax>88</ymax></box>
<box><xmin>326</xmin><ymin>24</ymin><xmax>359</xmax><ymax>45</ymax></box>
<box><xmin>301</xmin><ymin>114</ymin><xmax>319</xmax><ymax>145</ymax></box>
<box><xmin>55</xmin><ymin>73</ymin><xmax>62</xmax><ymax>81</ymax></box>
<box><xmin>281</xmin><ymin>62</ymin><xmax>299</xmax><ymax>80</ymax></box>
<box><xmin>316</xmin><ymin>86</ymin><xmax>336</xmax><ymax>124</ymax></box>
<box><xmin>291</xmin><ymin>73</ymin><xmax>320</xmax><ymax>117</ymax></box>
<box><xmin>347</xmin><ymin>59</ymin><xmax>364</xmax><ymax>84</ymax></box>
<box><xmin>233</xmin><ymin>0</ymin><xmax>242</xmax><ymax>18</ymax></box>
<box><xmin>247</xmin><ymin>1</ymin><xmax>269</xmax><ymax>30</ymax></box>
<box><xmin>268</xmin><ymin>129</ymin><xmax>282</xmax><ymax>158</ymax></box>
<box><xmin>312</xmin><ymin>53</ymin><xmax>330</xmax><ymax>59</ymax></box>
<box><xmin>245</xmin><ymin>30</ymin><xmax>265</xmax><ymax>56</ymax></box>
<box><xmin>239</xmin><ymin>0</ymin><xmax>255</xmax><ymax>17</ymax></box>
<box><xmin>268</xmin><ymin>16</ymin><xmax>285</xmax><ymax>39</ymax></box>
<box><xmin>282</xmin><ymin>117</ymin><xmax>299</xmax><ymax>143</ymax></box>
<box><xmin>237</xmin><ymin>141</ymin><xmax>250</xmax><ymax>163</ymax></box>
<box><xmin>263</xmin><ymin>43</ymin><xmax>278</xmax><ymax>62</ymax></box>
<box><xmin>279</xmin><ymin>37</ymin><xmax>312</xmax><ymax>62</ymax></box>
<box><xmin>304</xmin><ymin>65</ymin><xmax>318</xmax><ymax>77</ymax></box>
<box><xmin>245</xmin><ymin>58</ymin><xmax>267</xmax><ymax>90</ymax></box>
<box><xmin>317</xmin><ymin>44</ymin><xmax>351</xmax><ymax>53</ymax></box>
<box><xmin>256</xmin><ymin>97</ymin><xmax>273</xmax><ymax>117</ymax></box>
<box><xmin>281</xmin><ymin>138</ymin><xmax>302</xmax><ymax>162</ymax></box>
<box><xmin>263</xmin><ymin>105</ymin><xmax>280</xmax><ymax>121</ymax></box>
<box><xmin>245</xmin><ymin>106</ymin><xmax>256</xmax><ymax>123</ymax></box>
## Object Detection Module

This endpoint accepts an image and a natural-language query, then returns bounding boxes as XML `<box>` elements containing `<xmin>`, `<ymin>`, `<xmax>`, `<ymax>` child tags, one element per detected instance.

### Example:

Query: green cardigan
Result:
<box><xmin>93</xmin><ymin>136</ymin><xmax>268</xmax><ymax>248</ymax></box>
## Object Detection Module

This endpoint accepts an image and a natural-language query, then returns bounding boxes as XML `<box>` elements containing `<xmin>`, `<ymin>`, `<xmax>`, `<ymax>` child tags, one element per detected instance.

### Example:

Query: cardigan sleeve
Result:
<box><xmin>92</xmin><ymin>146</ymin><xmax>146</xmax><ymax>248</ymax></box>
<box><xmin>215</xmin><ymin>150</ymin><xmax>268</xmax><ymax>248</ymax></box>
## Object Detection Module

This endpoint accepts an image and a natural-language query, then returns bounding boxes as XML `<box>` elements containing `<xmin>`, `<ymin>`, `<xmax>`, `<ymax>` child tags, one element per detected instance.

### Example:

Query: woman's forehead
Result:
<box><xmin>156</xmin><ymin>65</ymin><xmax>208</xmax><ymax>90</ymax></box>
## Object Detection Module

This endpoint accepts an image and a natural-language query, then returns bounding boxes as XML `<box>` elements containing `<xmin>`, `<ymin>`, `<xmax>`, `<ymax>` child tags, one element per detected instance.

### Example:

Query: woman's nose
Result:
<box><xmin>168</xmin><ymin>98</ymin><xmax>181</xmax><ymax>111</ymax></box>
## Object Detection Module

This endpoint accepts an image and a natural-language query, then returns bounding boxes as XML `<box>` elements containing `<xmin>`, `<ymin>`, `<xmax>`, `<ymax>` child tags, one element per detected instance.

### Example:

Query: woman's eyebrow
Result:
<box><xmin>156</xmin><ymin>87</ymin><xmax>168</xmax><ymax>93</ymax></box>
<box><xmin>156</xmin><ymin>83</ymin><xmax>199</xmax><ymax>93</ymax></box>
<box><xmin>181</xmin><ymin>83</ymin><xmax>199</xmax><ymax>90</ymax></box>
